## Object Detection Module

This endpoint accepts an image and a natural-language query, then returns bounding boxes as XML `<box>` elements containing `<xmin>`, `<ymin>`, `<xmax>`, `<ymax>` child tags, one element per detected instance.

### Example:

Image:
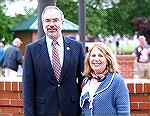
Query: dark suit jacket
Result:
<box><xmin>22</xmin><ymin>36</ymin><xmax>85</xmax><ymax>116</ymax></box>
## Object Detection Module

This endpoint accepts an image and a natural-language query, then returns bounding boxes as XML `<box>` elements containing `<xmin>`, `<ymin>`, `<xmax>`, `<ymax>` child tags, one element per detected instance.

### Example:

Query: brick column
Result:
<box><xmin>127</xmin><ymin>80</ymin><xmax>150</xmax><ymax>116</ymax></box>
<box><xmin>116</xmin><ymin>55</ymin><xmax>136</xmax><ymax>79</ymax></box>
<box><xmin>0</xmin><ymin>81</ymin><xmax>23</xmax><ymax>116</ymax></box>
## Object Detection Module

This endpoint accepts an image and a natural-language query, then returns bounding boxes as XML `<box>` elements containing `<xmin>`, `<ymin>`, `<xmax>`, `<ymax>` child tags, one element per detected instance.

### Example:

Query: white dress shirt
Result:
<box><xmin>46</xmin><ymin>35</ymin><xmax>64</xmax><ymax>67</ymax></box>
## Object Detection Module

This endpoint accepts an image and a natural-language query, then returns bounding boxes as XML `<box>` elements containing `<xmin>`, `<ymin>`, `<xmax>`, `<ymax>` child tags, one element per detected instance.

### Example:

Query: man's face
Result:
<box><xmin>42</xmin><ymin>9</ymin><xmax>64</xmax><ymax>40</ymax></box>
<box><xmin>139</xmin><ymin>38</ymin><xmax>147</xmax><ymax>46</ymax></box>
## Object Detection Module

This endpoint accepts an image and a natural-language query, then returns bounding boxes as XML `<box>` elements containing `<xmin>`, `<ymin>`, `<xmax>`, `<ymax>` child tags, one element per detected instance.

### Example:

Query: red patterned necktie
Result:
<box><xmin>52</xmin><ymin>40</ymin><xmax>61</xmax><ymax>81</ymax></box>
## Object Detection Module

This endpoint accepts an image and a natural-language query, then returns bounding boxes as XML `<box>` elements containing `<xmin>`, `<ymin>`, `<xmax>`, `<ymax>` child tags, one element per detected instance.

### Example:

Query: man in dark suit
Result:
<box><xmin>22</xmin><ymin>6</ymin><xmax>85</xmax><ymax>116</ymax></box>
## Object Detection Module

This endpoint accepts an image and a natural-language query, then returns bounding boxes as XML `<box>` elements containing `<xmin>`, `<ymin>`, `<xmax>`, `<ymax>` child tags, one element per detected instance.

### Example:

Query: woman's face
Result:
<box><xmin>89</xmin><ymin>47</ymin><xmax>107</xmax><ymax>74</ymax></box>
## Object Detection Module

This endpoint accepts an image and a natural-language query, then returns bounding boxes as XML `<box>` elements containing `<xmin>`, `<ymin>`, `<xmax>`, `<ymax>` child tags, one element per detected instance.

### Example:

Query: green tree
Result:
<box><xmin>99</xmin><ymin>0</ymin><xmax>150</xmax><ymax>36</ymax></box>
<box><xmin>1</xmin><ymin>0</ymin><xmax>150</xmax><ymax>43</ymax></box>
<box><xmin>57</xmin><ymin>1</ymin><xmax>78</xmax><ymax>25</ymax></box>
<box><xmin>0</xmin><ymin>0</ymin><xmax>36</xmax><ymax>44</ymax></box>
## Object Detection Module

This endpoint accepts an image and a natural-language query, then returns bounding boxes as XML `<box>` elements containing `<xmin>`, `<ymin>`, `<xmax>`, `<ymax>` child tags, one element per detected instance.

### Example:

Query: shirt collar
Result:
<box><xmin>46</xmin><ymin>34</ymin><xmax>63</xmax><ymax>47</ymax></box>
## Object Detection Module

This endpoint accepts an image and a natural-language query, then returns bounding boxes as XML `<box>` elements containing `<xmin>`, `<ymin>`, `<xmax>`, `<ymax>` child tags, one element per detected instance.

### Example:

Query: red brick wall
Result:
<box><xmin>116</xmin><ymin>55</ymin><xmax>136</xmax><ymax>79</ymax></box>
<box><xmin>0</xmin><ymin>82</ymin><xmax>23</xmax><ymax>116</ymax></box>
<box><xmin>128</xmin><ymin>81</ymin><xmax>150</xmax><ymax>116</ymax></box>
<box><xmin>0</xmin><ymin>81</ymin><xmax>149</xmax><ymax>116</ymax></box>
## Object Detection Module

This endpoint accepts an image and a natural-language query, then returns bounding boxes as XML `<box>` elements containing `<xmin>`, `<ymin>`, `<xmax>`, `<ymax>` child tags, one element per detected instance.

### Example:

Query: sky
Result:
<box><xmin>4</xmin><ymin>0</ymin><xmax>38</xmax><ymax>17</ymax></box>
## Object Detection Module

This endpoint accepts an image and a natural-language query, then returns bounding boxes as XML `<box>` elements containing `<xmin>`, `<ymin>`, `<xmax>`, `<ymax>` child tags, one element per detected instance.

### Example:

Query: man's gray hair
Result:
<box><xmin>41</xmin><ymin>6</ymin><xmax>64</xmax><ymax>22</ymax></box>
<box><xmin>12</xmin><ymin>38</ymin><xmax>23</xmax><ymax>46</ymax></box>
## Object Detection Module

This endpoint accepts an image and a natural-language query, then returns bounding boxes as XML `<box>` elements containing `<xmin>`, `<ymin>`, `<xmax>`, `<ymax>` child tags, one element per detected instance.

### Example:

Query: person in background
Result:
<box><xmin>118</xmin><ymin>47</ymin><xmax>125</xmax><ymax>55</ymax></box>
<box><xmin>22</xmin><ymin>6</ymin><xmax>85</xmax><ymax>116</ymax></box>
<box><xmin>80</xmin><ymin>43</ymin><xmax>130</xmax><ymax>116</ymax></box>
<box><xmin>139</xmin><ymin>47</ymin><xmax>150</xmax><ymax>62</ymax></box>
<box><xmin>0</xmin><ymin>42</ymin><xmax>5</xmax><ymax>76</ymax></box>
<box><xmin>2</xmin><ymin>38</ymin><xmax>23</xmax><ymax>77</ymax></box>
<box><xmin>132</xmin><ymin>35</ymin><xmax>150</xmax><ymax>79</ymax></box>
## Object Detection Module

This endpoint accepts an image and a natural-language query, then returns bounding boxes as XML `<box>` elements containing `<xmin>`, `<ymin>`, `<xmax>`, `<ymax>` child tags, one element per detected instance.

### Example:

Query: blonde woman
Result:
<box><xmin>80</xmin><ymin>43</ymin><xmax>130</xmax><ymax>116</ymax></box>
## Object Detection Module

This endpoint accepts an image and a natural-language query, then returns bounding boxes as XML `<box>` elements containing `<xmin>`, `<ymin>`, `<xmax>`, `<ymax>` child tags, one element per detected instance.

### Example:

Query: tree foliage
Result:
<box><xmin>132</xmin><ymin>17</ymin><xmax>150</xmax><ymax>45</ymax></box>
<box><xmin>57</xmin><ymin>1</ymin><xmax>78</xmax><ymax>25</ymax></box>
<box><xmin>57</xmin><ymin>0</ymin><xmax>150</xmax><ymax>37</ymax></box>
<box><xmin>0</xmin><ymin>0</ymin><xmax>36</xmax><ymax>44</ymax></box>
<box><xmin>1</xmin><ymin>0</ymin><xmax>150</xmax><ymax>43</ymax></box>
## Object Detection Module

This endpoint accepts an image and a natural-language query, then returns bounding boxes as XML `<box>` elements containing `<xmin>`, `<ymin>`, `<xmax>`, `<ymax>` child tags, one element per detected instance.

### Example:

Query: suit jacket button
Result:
<box><xmin>58</xmin><ymin>84</ymin><xmax>60</xmax><ymax>87</ymax></box>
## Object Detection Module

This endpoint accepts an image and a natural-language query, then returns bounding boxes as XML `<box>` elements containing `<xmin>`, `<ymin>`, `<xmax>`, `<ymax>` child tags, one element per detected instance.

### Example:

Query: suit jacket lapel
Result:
<box><xmin>59</xmin><ymin>36</ymin><xmax>71</xmax><ymax>82</ymax></box>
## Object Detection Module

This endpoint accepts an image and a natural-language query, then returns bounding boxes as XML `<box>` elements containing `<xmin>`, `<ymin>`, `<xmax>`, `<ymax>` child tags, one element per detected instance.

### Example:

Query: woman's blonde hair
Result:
<box><xmin>83</xmin><ymin>42</ymin><xmax>120</xmax><ymax>77</ymax></box>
